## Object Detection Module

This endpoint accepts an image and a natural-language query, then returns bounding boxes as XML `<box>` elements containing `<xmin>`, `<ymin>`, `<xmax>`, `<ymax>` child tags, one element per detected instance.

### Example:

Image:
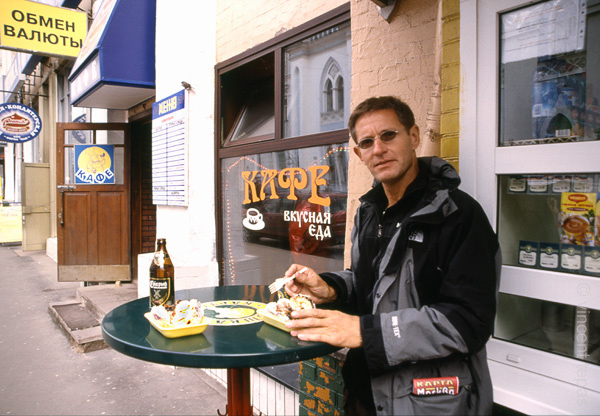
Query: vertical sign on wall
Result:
<box><xmin>151</xmin><ymin>90</ymin><xmax>188</xmax><ymax>206</ymax></box>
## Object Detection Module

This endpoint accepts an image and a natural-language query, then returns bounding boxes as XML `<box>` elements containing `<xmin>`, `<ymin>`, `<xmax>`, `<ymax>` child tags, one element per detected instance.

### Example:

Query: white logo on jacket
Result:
<box><xmin>391</xmin><ymin>316</ymin><xmax>401</xmax><ymax>338</ymax></box>
<box><xmin>408</xmin><ymin>229</ymin><xmax>424</xmax><ymax>243</ymax></box>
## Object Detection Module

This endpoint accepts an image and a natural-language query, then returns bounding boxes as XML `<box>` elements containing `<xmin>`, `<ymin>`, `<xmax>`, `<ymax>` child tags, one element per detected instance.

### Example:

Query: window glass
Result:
<box><xmin>220</xmin><ymin>54</ymin><xmax>275</xmax><ymax>146</ymax></box>
<box><xmin>498</xmin><ymin>173</ymin><xmax>600</xmax><ymax>273</ymax></box>
<box><xmin>66</xmin><ymin>129</ymin><xmax>92</xmax><ymax>145</ymax></box>
<box><xmin>221</xmin><ymin>144</ymin><xmax>349</xmax><ymax>285</ymax></box>
<box><xmin>228</xmin><ymin>87</ymin><xmax>274</xmax><ymax>143</ymax></box>
<box><xmin>283</xmin><ymin>21</ymin><xmax>351</xmax><ymax>138</ymax></box>
<box><xmin>495</xmin><ymin>294</ymin><xmax>599</xmax><ymax>364</ymax></box>
<box><xmin>499</xmin><ymin>1</ymin><xmax>600</xmax><ymax>146</ymax></box>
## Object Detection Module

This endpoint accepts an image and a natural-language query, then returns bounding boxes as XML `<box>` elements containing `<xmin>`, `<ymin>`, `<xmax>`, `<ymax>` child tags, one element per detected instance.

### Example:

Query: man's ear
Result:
<box><xmin>409</xmin><ymin>125</ymin><xmax>421</xmax><ymax>150</ymax></box>
<box><xmin>353</xmin><ymin>146</ymin><xmax>363</xmax><ymax>162</ymax></box>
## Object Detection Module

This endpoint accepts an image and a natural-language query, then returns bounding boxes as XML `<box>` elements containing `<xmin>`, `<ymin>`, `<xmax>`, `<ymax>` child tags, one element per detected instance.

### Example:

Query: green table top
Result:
<box><xmin>101</xmin><ymin>285</ymin><xmax>340</xmax><ymax>368</ymax></box>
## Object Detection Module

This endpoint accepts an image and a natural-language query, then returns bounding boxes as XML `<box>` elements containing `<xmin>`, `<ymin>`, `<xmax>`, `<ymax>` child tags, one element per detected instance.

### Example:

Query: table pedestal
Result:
<box><xmin>220</xmin><ymin>368</ymin><xmax>251</xmax><ymax>416</ymax></box>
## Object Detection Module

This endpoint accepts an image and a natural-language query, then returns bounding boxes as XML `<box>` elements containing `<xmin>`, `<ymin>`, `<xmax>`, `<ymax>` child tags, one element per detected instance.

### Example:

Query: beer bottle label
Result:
<box><xmin>149</xmin><ymin>278</ymin><xmax>171</xmax><ymax>307</ymax></box>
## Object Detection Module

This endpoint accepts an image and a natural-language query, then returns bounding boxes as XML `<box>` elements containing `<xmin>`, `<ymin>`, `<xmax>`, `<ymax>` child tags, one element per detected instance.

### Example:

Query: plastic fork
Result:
<box><xmin>268</xmin><ymin>267</ymin><xmax>307</xmax><ymax>294</ymax></box>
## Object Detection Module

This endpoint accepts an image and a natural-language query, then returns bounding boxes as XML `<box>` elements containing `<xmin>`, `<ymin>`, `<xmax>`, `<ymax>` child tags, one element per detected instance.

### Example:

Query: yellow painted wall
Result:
<box><xmin>440</xmin><ymin>0</ymin><xmax>460</xmax><ymax>171</ymax></box>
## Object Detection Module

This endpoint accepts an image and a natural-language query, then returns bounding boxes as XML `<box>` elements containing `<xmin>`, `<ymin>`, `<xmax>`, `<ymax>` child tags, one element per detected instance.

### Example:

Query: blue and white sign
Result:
<box><xmin>0</xmin><ymin>103</ymin><xmax>42</xmax><ymax>143</ymax></box>
<box><xmin>74</xmin><ymin>144</ymin><xmax>115</xmax><ymax>184</ymax></box>
<box><xmin>151</xmin><ymin>90</ymin><xmax>188</xmax><ymax>206</ymax></box>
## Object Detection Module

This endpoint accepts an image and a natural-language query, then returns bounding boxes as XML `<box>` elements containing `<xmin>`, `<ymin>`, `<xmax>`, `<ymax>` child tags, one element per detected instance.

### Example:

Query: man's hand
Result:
<box><xmin>285</xmin><ymin>308</ymin><xmax>362</xmax><ymax>348</ymax></box>
<box><xmin>284</xmin><ymin>264</ymin><xmax>337</xmax><ymax>305</ymax></box>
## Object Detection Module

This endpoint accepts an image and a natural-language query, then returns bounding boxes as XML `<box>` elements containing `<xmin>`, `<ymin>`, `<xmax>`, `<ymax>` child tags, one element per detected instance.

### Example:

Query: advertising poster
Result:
<box><xmin>0</xmin><ymin>204</ymin><xmax>22</xmax><ymax>243</ymax></box>
<box><xmin>501</xmin><ymin>0</ymin><xmax>585</xmax><ymax>64</ymax></box>
<box><xmin>74</xmin><ymin>144</ymin><xmax>115</xmax><ymax>184</ymax></box>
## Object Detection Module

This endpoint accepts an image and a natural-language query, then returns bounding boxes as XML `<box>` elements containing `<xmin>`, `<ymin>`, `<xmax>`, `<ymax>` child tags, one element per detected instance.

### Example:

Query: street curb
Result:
<box><xmin>48</xmin><ymin>299</ymin><xmax>106</xmax><ymax>353</ymax></box>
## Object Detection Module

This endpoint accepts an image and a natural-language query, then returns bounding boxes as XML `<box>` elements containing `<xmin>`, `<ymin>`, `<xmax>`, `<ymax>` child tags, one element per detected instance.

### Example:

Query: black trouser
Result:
<box><xmin>343</xmin><ymin>388</ymin><xmax>377</xmax><ymax>416</ymax></box>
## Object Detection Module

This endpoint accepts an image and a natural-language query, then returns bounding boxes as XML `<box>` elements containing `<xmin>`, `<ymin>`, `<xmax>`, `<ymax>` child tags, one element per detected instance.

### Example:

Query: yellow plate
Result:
<box><xmin>144</xmin><ymin>312</ymin><xmax>208</xmax><ymax>338</ymax></box>
<box><xmin>257</xmin><ymin>308</ymin><xmax>291</xmax><ymax>333</ymax></box>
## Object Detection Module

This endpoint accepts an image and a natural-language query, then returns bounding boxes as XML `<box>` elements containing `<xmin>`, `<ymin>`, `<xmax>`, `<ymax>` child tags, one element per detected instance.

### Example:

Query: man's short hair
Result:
<box><xmin>348</xmin><ymin>96</ymin><xmax>415</xmax><ymax>142</ymax></box>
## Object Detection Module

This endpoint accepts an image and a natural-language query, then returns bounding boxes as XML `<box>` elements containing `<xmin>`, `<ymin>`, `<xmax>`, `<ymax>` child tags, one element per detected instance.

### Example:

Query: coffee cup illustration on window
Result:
<box><xmin>243</xmin><ymin>208</ymin><xmax>265</xmax><ymax>230</ymax></box>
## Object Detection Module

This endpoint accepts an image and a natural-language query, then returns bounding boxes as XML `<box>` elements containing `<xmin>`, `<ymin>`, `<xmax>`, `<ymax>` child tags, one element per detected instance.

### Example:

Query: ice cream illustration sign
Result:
<box><xmin>0</xmin><ymin>103</ymin><xmax>42</xmax><ymax>143</ymax></box>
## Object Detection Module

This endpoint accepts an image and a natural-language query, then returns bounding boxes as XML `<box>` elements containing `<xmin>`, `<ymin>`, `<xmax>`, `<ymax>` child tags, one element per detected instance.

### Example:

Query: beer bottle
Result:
<box><xmin>149</xmin><ymin>238</ymin><xmax>175</xmax><ymax>308</ymax></box>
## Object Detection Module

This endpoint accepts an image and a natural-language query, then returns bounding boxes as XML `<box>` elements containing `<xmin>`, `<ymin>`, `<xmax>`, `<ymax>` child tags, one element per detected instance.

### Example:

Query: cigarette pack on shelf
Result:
<box><xmin>508</xmin><ymin>176</ymin><xmax>527</xmax><ymax>194</ymax></box>
<box><xmin>551</xmin><ymin>175</ymin><xmax>573</xmax><ymax>193</ymax></box>
<box><xmin>518</xmin><ymin>240</ymin><xmax>538</xmax><ymax>267</ymax></box>
<box><xmin>527</xmin><ymin>175</ymin><xmax>549</xmax><ymax>194</ymax></box>
<box><xmin>583</xmin><ymin>247</ymin><xmax>600</xmax><ymax>276</ymax></box>
<box><xmin>572</xmin><ymin>175</ymin><xmax>596</xmax><ymax>193</ymax></box>
<box><xmin>561</xmin><ymin>244</ymin><xmax>583</xmax><ymax>273</ymax></box>
<box><xmin>539</xmin><ymin>242</ymin><xmax>560</xmax><ymax>271</ymax></box>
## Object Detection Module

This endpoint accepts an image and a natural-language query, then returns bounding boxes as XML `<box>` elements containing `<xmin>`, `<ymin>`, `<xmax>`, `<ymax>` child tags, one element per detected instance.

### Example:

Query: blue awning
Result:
<box><xmin>68</xmin><ymin>0</ymin><xmax>156</xmax><ymax>109</ymax></box>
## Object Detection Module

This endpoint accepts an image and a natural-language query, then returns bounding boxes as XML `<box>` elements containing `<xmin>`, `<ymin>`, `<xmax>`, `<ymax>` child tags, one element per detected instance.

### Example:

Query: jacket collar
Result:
<box><xmin>359</xmin><ymin>157</ymin><xmax>460</xmax><ymax>223</ymax></box>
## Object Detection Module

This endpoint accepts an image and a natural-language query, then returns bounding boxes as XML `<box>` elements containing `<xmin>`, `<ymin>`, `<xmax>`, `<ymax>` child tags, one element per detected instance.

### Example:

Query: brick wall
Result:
<box><xmin>141</xmin><ymin>133</ymin><xmax>156</xmax><ymax>253</ymax></box>
<box><xmin>299</xmin><ymin>353</ymin><xmax>345</xmax><ymax>416</ymax></box>
<box><xmin>344</xmin><ymin>0</ymin><xmax>439</xmax><ymax>265</ymax></box>
<box><xmin>216</xmin><ymin>0</ymin><xmax>347</xmax><ymax>63</ymax></box>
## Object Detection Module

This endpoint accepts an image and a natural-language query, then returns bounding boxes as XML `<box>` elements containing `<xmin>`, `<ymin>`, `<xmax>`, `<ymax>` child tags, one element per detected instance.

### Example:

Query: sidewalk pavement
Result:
<box><xmin>0</xmin><ymin>246</ymin><xmax>227</xmax><ymax>416</ymax></box>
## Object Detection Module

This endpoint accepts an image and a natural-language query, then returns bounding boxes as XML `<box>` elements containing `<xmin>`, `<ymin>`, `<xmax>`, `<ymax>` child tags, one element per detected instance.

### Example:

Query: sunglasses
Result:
<box><xmin>356</xmin><ymin>129</ymin><xmax>400</xmax><ymax>150</ymax></box>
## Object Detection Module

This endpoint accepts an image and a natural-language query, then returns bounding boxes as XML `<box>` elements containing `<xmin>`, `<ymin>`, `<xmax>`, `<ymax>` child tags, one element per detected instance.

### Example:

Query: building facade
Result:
<box><xmin>2</xmin><ymin>0</ymin><xmax>598</xmax><ymax>414</ymax></box>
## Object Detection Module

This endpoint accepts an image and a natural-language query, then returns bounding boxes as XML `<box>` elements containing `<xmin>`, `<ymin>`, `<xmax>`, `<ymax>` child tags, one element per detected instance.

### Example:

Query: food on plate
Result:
<box><xmin>265</xmin><ymin>294</ymin><xmax>315</xmax><ymax>322</ymax></box>
<box><xmin>149</xmin><ymin>299</ymin><xmax>204</xmax><ymax>328</ymax></box>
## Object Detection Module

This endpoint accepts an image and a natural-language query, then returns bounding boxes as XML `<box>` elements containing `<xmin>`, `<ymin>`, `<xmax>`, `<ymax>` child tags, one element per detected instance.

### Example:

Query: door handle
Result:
<box><xmin>57</xmin><ymin>185</ymin><xmax>76</xmax><ymax>191</ymax></box>
<box><xmin>58</xmin><ymin>185</ymin><xmax>76</xmax><ymax>226</ymax></box>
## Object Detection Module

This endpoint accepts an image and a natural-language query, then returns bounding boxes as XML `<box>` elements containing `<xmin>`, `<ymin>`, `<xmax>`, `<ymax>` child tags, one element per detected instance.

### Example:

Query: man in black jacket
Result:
<box><xmin>284</xmin><ymin>96</ymin><xmax>501</xmax><ymax>415</ymax></box>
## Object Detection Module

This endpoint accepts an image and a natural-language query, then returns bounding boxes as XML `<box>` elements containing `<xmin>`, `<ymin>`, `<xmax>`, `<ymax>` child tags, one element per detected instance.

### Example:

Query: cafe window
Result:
<box><xmin>216</xmin><ymin>5</ymin><xmax>351</xmax><ymax>286</ymax></box>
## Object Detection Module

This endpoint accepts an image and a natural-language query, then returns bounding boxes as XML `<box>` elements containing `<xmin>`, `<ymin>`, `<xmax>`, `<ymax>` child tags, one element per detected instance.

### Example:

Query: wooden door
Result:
<box><xmin>22</xmin><ymin>163</ymin><xmax>50</xmax><ymax>251</ymax></box>
<box><xmin>56</xmin><ymin>123</ymin><xmax>131</xmax><ymax>282</ymax></box>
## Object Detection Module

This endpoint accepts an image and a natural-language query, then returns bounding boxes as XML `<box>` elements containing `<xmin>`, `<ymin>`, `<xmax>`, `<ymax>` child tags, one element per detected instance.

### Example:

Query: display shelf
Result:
<box><xmin>500</xmin><ymin>266</ymin><xmax>600</xmax><ymax>309</ymax></box>
<box><xmin>495</xmin><ymin>141</ymin><xmax>600</xmax><ymax>175</ymax></box>
<box><xmin>487</xmin><ymin>338</ymin><xmax>600</xmax><ymax>395</ymax></box>
<box><xmin>488</xmin><ymin>341</ymin><xmax>600</xmax><ymax>415</ymax></box>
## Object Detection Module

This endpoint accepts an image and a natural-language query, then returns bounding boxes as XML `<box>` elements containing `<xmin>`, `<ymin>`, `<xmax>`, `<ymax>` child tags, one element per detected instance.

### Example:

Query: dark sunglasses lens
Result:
<box><xmin>358</xmin><ymin>139</ymin><xmax>374</xmax><ymax>149</ymax></box>
<box><xmin>381</xmin><ymin>131</ymin><xmax>397</xmax><ymax>142</ymax></box>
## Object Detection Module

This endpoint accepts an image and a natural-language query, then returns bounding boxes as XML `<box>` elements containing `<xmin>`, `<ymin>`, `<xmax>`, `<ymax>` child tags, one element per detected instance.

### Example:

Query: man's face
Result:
<box><xmin>353</xmin><ymin>108</ymin><xmax>420</xmax><ymax>186</ymax></box>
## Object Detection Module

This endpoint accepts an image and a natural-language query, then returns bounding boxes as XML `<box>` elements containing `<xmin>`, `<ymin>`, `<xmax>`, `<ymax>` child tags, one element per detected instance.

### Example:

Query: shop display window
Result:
<box><xmin>493</xmin><ymin>0</ymin><xmax>600</xmax><ymax>370</ymax></box>
<box><xmin>498</xmin><ymin>173</ymin><xmax>600</xmax><ymax>274</ymax></box>
<box><xmin>220</xmin><ymin>144</ymin><xmax>348</xmax><ymax>286</ymax></box>
<box><xmin>499</xmin><ymin>0</ymin><xmax>600</xmax><ymax>146</ymax></box>
<box><xmin>496</xmin><ymin>294</ymin><xmax>599</xmax><ymax>363</ymax></box>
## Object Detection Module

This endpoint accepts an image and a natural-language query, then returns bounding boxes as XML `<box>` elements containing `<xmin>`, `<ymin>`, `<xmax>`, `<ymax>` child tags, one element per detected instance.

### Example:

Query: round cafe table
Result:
<box><xmin>101</xmin><ymin>285</ymin><xmax>339</xmax><ymax>416</ymax></box>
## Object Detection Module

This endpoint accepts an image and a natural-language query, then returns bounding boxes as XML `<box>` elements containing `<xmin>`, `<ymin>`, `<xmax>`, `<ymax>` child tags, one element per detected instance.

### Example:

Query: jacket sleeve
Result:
<box><xmin>363</xmin><ymin>194</ymin><xmax>501</xmax><ymax>373</ymax></box>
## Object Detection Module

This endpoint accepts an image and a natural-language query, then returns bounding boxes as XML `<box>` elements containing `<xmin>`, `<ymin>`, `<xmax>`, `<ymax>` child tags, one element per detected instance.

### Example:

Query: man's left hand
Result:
<box><xmin>286</xmin><ymin>309</ymin><xmax>362</xmax><ymax>348</ymax></box>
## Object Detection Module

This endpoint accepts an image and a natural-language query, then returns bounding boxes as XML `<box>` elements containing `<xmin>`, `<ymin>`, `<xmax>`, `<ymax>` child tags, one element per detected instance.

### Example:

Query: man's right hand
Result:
<box><xmin>283</xmin><ymin>264</ymin><xmax>337</xmax><ymax>305</ymax></box>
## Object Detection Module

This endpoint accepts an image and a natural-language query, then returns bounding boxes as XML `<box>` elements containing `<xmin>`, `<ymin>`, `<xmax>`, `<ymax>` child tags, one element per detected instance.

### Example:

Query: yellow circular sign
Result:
<box><xmin>78</xmin><ymin>146</ymin><xmax>112</xmax><ymax>174</ymax></box>
<box><xmin>202</xmin><ymin>300</ymin><xmax>267</xmax><ymax>326</ymax></box>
